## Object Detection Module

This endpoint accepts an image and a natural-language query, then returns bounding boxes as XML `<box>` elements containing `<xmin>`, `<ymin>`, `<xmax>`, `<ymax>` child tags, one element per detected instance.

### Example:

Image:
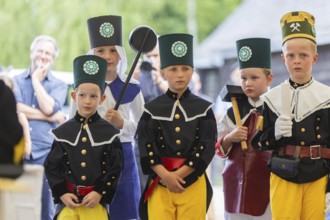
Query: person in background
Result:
<box><xmin>189</xmin><ymin>70</ymin><xmax>213</xmax><ymax>103</ymax></box>
<box><xmin>13</xmin><ymin>35</ymin><xmax>68</xmax><ymax>220</ymax></box>
<box><xmin>138</xmin><ymin>42</ymin><xmax>167</xmax><ymax>103</ymax></box>
<box><xmin>216</xmin><ymin>38</ymin><xmax>273</xmax><ymax>219</ymax></box>
<box><xmin>69</xmin><ymin>15</ymin><xmax>143</xmax><ymax>220</ymax></box>
<box><xmin>137</xmin><ymin>33</ymin><xmax>217</xmax><ymax>220</ymax></box>
<box><xmin>252</xmin><ymin>11</ymin><xmax>330</xmax><ymax>219</ymax></box>
<box><xmin>44</xmin><ymin>55</ymin><xmax>123</xmax><ymax>220</ymax></box>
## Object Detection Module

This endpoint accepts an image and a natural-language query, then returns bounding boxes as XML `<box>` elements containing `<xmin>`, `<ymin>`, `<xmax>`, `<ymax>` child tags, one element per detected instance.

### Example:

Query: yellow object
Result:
<box><xmin>58</xmin><ymin>203</ymin><xmax>107</xmax><ymax>220</ymax></box>
<box><xmin>148</xmin><ymin>174</ymin><xmax>207</xmax><ymax>220</ymax></box>
<box><xmin>231</xmin><ymin>96</ymin><xmax>248</xmax><ymax>151</ymax></box>
<box><xmin>256</xmin><ymin>115</ymin><xmax>264</xmax><ymax>131</ymax></box>
<box><xmin>13</xmin><ymin>137</ymin><xmax>24</xmax><ymax>164</ymax></box>
<box><xmin>270</xmin><ymin>173</ymin><xmax>326</xmax><ymax>219</ymax></box>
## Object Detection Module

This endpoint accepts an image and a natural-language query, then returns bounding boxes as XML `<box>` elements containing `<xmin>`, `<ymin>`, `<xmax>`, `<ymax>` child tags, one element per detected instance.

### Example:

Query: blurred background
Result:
<box><xmin>1</xmin><ymin>0</ymin><xmax>330</xmax><ymax>100</ymax></box>
<box><xmin>1</xmin><ymin>1</ymin><xmax>330</xmax><ymax>219</ymax></box>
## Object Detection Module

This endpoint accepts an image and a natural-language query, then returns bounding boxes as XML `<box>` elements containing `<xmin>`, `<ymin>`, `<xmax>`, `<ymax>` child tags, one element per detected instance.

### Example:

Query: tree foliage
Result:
<box><xmin>0</xmin><ymin>0</ymin><xmax>240</xmax><ymax>71</ymax></box>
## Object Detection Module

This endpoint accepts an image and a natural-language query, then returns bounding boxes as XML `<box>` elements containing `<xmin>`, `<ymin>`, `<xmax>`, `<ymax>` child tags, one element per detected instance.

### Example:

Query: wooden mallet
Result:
<box><xmin>220</xmin><ymin>84</ymin><xmax>248</xmax><ymax>151</ymax></box>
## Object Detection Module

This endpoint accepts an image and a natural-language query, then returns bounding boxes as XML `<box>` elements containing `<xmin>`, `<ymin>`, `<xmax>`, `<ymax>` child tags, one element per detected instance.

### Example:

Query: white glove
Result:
<box><xmin>325</xmin><ymin>193</ymin><xmax>330</xmax><ymax>213</ymax></box>
<box><xmin>275</xmin><ymin>115</ymin><xmax>292</xmax><ymax>140</ymax></box>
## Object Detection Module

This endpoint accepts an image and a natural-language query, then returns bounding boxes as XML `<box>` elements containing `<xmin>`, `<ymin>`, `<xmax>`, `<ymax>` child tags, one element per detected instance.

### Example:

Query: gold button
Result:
<box><xmin>80</xmin><ymin>118</ymin><xmax>84</xmax><ymax>122</ymax></box>
<box><xmin>301</xmin><ymin>128</ymin><xmax>305</xmax><ymax>133</ymax></box>
<box><xmin>266</xmin><ymin>141</ymin><xmax>269</xmax><ymax>146</ymax></box>
<box><xmin>112</xmin><ymin>176</ymin><xmax>115</xmax><ymax>179</ymax></box>
<box><xmin>67</xmin><ymin>161</ymin><xmax>70</xmax><ymax>165</ymax></box>
<box><xmin>189</xmin><ymin>161</ymin><xmax>193</xmax><ymax>166</ymax></box>
<box><xmin>147</xmin><ymin>144</ymin><xmax>151</xmax><ymax>148</ymax></box>
<box><xmin>176</xmin><ymin>140</ymin><xmax>181</xmax><ymax>145</ymax></box>
<box><xmin>175</xmin><ymin>127</ymin><xmax>181</xmax><ymax>133</ymax></box>
<box><xmin>196</xmin><ymin>153</ymin><xmax>200</xmax><ymax>158</ymax></box>
<box><xmin>158</xmin><ymin>126</ymin><xmax>161</xmax><ymax>129</ymax></box>
<box><xmin>104</xmin><ymin>152</ymin><xmax>107</xmax><ymax>155</ymax></box>
<box><xmin>107</xmin><ymin>182</ymin><xmax>111</xmax><ymax>186</ymax></box>
<box><xmin>176</xmin><ymin>100</ymin><xmax>180</xmax><ymax>106</ymax></box>
<box><xmin>150</xmin><ymin>160</ymin><xmax>154</xmax><ymax>164</ymax></box>
<box><xmin>200</xmin><ymin>146</ymin><xmax>204</xmax><ymax>150</ymax></box>
<box><xmin>68</xmin><ymin>171</ymin><xmax>71</xmax><ymax>174</ymax></box>
<box><xmin>103</xmin><ymin>171</ymin><xmax>106</xmax><ymax>174</ymax></box>
<box><xmin>83</xmin><ymin>124</ymin><xmax>88</xmax><ymax>130</ymax></box>
<box><xmin>317</xmin><ymin>134</ymin><xmax>321</xmax><ymax>139</ymax></box>
<box><xmin>160</xmin><ymin>136</ymin><xmax>163</xmax><ymax>140</ymax></box>
<box><xmin>317</xmin><ymin>117</ymin><xmax>321</xmax><ymax>121</ymax></box>
<box><xmin>64</xmin><ymin>152</ymin><xmax>67</xmax><ymax>155</ymax></box>
<box><xmin>81</xmin><ymin>162</ymin><xmax>86</xmax><ymax>167</ymax></box>
<box><xmin>176</xmin><ymin>152</ymin><xmax>181</xmax><ymax>156</ymax></box>
<box><xmin>81</xmin><ymin>176</ymin><xmax>86</xmax><ymax>181</ymax></box>
<box><xmin>89</xmin><ymin>119</ymin><xmax>92</xmax><ymax>122</ymax></box>
<box><xmin>82</xmin><ymin>137</ymin><xmax>87</xmax><ymax>142</ymax></box>
<box><xmin>161</xmin><ymin>145</ymin><xmax>165</xmax><ymax>148</ymax></box>
<box><xmin>175</xmin><ymin>114</ymin><xmax>180</xmax><ymax>119</ymax></box>
<box><xmin>301</xmin><ymin>141</ymin><xmax>305</xmax><ymax>145</ymax></box>
<box><xmin>149</xmin><ymin>152</ymin><xmax>154</xmax><ymax>156</ymax></box>
<box><xmin>316</xmin><ymin>126</ymin><xmax>320</xmax><ymax>130</ymax></box>
<box><xmin>258</xmin><ymin>142</ymin><xmax>262</xmax><ymax>147</ymax></box>
<box><xmin>102</xmin><ymin>161</ymin><xmax>106</xmax><ymax>165</ymax></box>
<box><xmin>102</xmin><ymin>191</ymin><xmax>106</xmax><ymax>195</ymax></box>
<box><xmin>81</xmin><ymin>149</ymin><xmax>87</xmax><ymax>155</ymax></box>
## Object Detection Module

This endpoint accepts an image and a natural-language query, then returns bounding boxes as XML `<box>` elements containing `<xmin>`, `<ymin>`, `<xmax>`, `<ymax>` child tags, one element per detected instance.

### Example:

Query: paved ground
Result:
<box><xmin>207</xmin><ymin>185</ymin><xmax>224</xmax><ymax>220</ymax></box>
<box><xmin>207</xmin><ymin>156</ymin><xmax>225</xmax><ymax>220</ymax></box>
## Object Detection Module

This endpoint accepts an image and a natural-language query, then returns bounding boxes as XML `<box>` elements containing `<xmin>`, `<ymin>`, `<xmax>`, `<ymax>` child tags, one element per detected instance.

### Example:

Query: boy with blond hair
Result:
<box><xmin>252</xmin><ymin>11</ymin><xmax>330</xmax><ymax>219</ymax></box>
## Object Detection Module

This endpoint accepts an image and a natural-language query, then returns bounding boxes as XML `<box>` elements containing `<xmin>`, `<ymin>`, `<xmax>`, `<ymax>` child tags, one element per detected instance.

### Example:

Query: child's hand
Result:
<box><xmin>105</xmin><ymin>109</ymin><xmax>124</xmax><ymax>129</ymax></box>
<box><xmin>160</xmin><ymin>172</ymin><xmax>186</xmax><ymax>193</ymax></box>
<box><xmin>60</xmin><ymin>193</ymin><xmax>81</xmax><ymax>209</ymax></box>
<box><xmin>275</xmin><ymin>115</ymin><xmax>292</xmax><ymax>140</ymax></box>
<box><xmin>81</xmin><ymin>191</ymin><xmax>102</xmax><ymax>208</ymax></box>
<box><xmin>227</xmin><ymin>126</ymin><xmax>248</xmax><ymax>143</ymax></box>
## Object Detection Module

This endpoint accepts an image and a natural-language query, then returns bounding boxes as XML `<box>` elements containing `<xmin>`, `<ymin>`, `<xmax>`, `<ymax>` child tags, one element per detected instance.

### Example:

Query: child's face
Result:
<box><xmin>162</xmin><ymin>65</ymin><xmax>193</xmax><ymax>95</ymax></box>
<box><xmin>71</xmin><ymin>83</ymin><xmax>105</xmax><ymax>119</ymax></box>
<box><xmin>281</xmin><ymin>38</ymin><xmax>318</xmax><ymax>83</ymax></box>
<box><xmin>94</xmin><ymin>46</ymin><xmax>120</xmax><ymax>74</ymax></box>
<box><xmin>240</xmin><ymin>68</ymin><xmax>273</xmax><ymax>102</ymax></box>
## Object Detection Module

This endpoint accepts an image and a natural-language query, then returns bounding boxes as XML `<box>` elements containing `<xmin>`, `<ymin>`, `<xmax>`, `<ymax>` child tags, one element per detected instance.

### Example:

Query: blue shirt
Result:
<box><xmin>13</xmin><ymin>69</ymin><xmax>68</xmax><ymax>160</ymax></box>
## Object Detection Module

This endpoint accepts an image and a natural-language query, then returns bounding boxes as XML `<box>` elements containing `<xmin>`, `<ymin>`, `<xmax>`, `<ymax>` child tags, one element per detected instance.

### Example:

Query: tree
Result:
<box><xmin>0</xmin><ymin>0</ymin><xmax>240</xmax><ymax>71</ymax></box>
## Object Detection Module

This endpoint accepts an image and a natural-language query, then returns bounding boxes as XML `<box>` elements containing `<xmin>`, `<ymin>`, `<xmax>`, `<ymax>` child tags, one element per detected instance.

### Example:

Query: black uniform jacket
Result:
<box><xmin>44</xmin><ymin>112</ymin><xmax>123</xmax><ymax>205</ymax></box>
<box><xmin>252</xmin><ymin>79</ymin><xmax>330</xmax><ymax>187</ymax></box>
<box><xmin>137</xmin><ymin>88</ymin><xmax>217</xmax><ymax>219</ymax></box>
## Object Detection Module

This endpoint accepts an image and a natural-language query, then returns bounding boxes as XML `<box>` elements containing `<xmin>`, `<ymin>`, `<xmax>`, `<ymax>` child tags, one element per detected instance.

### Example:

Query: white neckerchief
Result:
<box><xmin>262</xmin><ymin>79</ymin><xmax>330</xmax><ymax>122</ymax></box>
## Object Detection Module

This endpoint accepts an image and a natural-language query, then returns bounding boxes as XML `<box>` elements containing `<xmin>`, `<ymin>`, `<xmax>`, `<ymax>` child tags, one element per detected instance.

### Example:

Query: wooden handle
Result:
<box><xmin>231</xmin><ymin>97</ymin><xmax>248</xmax><ymax>151</ymax></box>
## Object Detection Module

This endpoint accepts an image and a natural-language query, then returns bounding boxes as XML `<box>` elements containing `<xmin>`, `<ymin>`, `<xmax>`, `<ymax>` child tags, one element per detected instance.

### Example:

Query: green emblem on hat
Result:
<box><xmin>99</xmin><ymin>22</ymin><xmax>114</xmax><ymax>38</ymax></box>
<box><xmin>239</xmin><ymin>46</ymin><xmax>252</xmax><ymax>62</ymax></box>
<box><xmin>171</xmin><ymin>41</ymin><xmax>187</xmax><ymax>57</ymax></box>
<box><xmin>311</xmin><ymin>25</ymin><xmax>316</xmax><ymax>37</ymax></box>
<box><xmin>83</xmin><ymin>60</ymin><xmax>99</xmax><ymax>75</ymax></box>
